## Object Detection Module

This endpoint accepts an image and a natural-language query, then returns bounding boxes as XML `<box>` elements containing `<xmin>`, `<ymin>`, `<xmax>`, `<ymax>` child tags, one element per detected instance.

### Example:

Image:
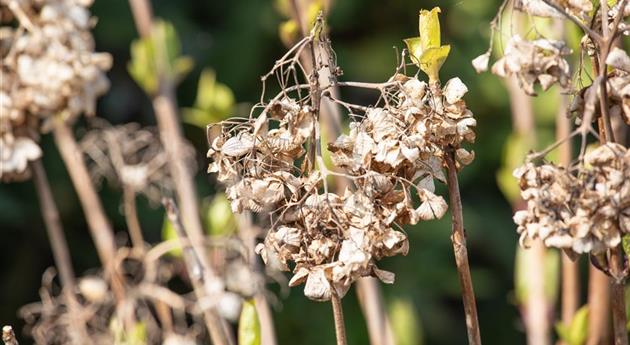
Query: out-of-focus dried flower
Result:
<box><xmin>491</xmin><ymin>35</ymin><xmax>571</xmax><ymax>95</ymax></box>
<box><xmin>515</xmin><ymin>0</ymin><xmax>592</xmax><ymax>18</ymax></box>
<box><xmin>513</xmin><ymin>143</ymin><xmax>630</xmax><ymax>258</ymax></box>
<box><xmin>1</xmin><ymin>0</ymin><xmax>111</xmax><ymax>182</ymax></box>
<box><xmin>80</xmin><ymin>120</ymin><xmax>185</xmax><ymax>204</ymax></box>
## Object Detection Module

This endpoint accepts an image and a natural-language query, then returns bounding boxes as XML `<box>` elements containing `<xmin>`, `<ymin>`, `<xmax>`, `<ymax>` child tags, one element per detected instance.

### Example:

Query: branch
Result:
<box><xmin>331</xmin><ymin>293</ymin><xmax>348</xmax><ymax>345</ymax></box>
<box><xmin>445</xmin><ymin>149</ymin><xmax>482</xmax><ymax>345</ymax></box>
<box><xmin>541</xmin><ymin>0</ymin><xmax>603</xmax><ymax>43</ymax></box>
<box><xmin>30</xmin><ymin>160</ymin><xmax>90</xmax><ymax>344</ymax></box>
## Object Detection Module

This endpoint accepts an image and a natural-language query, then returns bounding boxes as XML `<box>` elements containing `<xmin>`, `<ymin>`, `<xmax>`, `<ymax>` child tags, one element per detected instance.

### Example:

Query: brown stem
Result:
<box><xmin>52</xmin><ymin>119</ymin><xmax>126</xmax><ymax>301</ymax></box>
<box><xmin>122</xmin><ymin>187</ymin><xmax>144</xmax><ymax>251</ymax></box>
<box><xmin>162</xmin><ymin>199</ymin><xmax>232</xmax><ymax>345</ymax></box>
<box><xmin>331</xmin><ymin>293</ymin><xmax>348</xmax><ymax>345</ymax></box>
<box><xmin>128</xmin><ymin>2</ymin><xmax>233</xmax><ymax>343</ymax></box>
<box><xmin>587</xmin><ymin>266</ymin><xmax>611</xmax><ymax>345</ymax></box>
<box><xmin>445</xmin><ymin>150</ymin><xmax>482</xmax><ymax>345</ymax></box>
<box><xmin>506</xmin><ymin>68</ymin><xmax>550</xmax><ymax>345</ymax></box>
<box><xmin>556</xmin><ymin>72</ymin><xmax>580</xmax><ymax>330</ymax></box>
<box><xmin>30</xmin><ymin>160</ymin><xmax>90</xmax><ymax>344</ymax></box>
<box><xmin>610</xmin><ymin>247</ymin><xmax>628</xmax><ymax>345</ymax></box>
<box><xmin>356</xmin><ymin>278</ymin><xmax>395</xmax><ymax>345</ymax></box>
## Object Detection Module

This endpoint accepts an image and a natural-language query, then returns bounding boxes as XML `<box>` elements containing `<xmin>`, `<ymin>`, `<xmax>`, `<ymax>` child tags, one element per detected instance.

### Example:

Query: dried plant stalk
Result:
<box><xmin>30</xmin><ymin>160</ymin><xmax>89</xmax><ymax>344</ymax></box>
<box><xmin>52</xmin><ymin>119</ymin><xmax>126</xmax><ymax>301</ymax></box>
<box><xmin>123</xmin><ymin>187</ymin><xmax>145</xmax><ymax>251</ymax></box>
<box><xmin>162</xmin><ymin>198</ymin><xmax>233</xmax><ymax>345</ymax></box>
<box><xmin>331</xmin><ymin>293</ymin><xmax>347</xmax><ymax>345</ymax></box>
<box><xmin>445</xmin><ymin>150</ymin><xmax>481</xmax><ymax>345</ymax></box>
<box><xmin>127</xmin><ymin>1</ymin><xmax>233</xmax><ymax>343</ymax></box>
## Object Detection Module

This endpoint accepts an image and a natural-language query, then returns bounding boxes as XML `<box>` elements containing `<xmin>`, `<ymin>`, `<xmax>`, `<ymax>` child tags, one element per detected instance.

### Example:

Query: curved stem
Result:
<box><xmin>445</xmin><ymin>150</ymin><xmax>482</xmax><ymax>345</ymax></box>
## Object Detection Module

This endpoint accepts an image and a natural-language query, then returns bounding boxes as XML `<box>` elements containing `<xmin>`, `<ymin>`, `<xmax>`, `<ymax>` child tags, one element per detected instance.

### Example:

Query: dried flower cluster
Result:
<box><xmin>80</xmin><ymin>120</ymin><xmax>194</xmax><ymax>204</ymax></box>
<box><xmin>207</xmin><ymin>44</ymin><xmax>477</xmax><ymax>300</ymax></box>
<box><xmin>515</xmin><ymin>0</ymin><xmax>593</xmax><ymax>18</ymax></box>
<box><xmin>0</xmin><ymin>0</ymin><xmax>111</xmax><ymax>181</ymax></box>
<box><xmin>513</xmin><ymin>143</ymin><xmax>630</xmax><ymax>255</ymax></box>
<box><xmin>491</xmin><ymin>35</ymin><xmax>571</xmax><ymax>96</ymax></box>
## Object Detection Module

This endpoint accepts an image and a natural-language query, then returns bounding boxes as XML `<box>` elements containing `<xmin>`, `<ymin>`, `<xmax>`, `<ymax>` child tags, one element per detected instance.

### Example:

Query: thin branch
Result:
<box><xmin>541</xmin><ymin>0</ymin><xmax>603</xmax><ymax>43</ymax></box>
<box><xmin>122</xmin><ymin>187</ymin><xmax>145</xmax><ymax>251</ymax></box>
<box><xmin>162</xmin><ymin>198</ymin><xmax>233</xmax><ymax>345</ymax></box>
<box><xmin>52</xmin><ymin>119</ymin><xmax>127</xmax><ymax>302</ymax></box>
<box><xmin>444</xmin><ymin>149</ymin><xmax>482</xmax><ymax>345</ymax></box>
<box><xmin>610</xmin><ymin>247</ymin><xmax>628</xmax><ymax>345</ymax></box>
<box><xmin>127</xmin><ymin>1</ymin><xmax>234</xmax><ymax>343</ymax></box>
<box><xmin>30</xmin><ymin>160</ymin><xmax>90</xmax><ymax>344</ymax></box>
<box><xmin>331</xmin><ymin>293</ymin><xmax>348</xmax><ymax>345</ymax></box>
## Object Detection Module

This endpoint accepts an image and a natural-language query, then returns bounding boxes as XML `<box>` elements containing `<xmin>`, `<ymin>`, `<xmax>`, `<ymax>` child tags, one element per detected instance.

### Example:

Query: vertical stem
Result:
<box><xmin>127</xmin><ymin>2</ymin><xmax>233</xmax><ymax>343</ymax></box>
<box><xmin>52</xmin><ymin>119</ymin><xmax>126</xmax><ymax>301</ymax></box>
<box><xmin>123</xmin><ymin>187</ymin><xmax>144</xmax><ymax>251</ymax></box>
<box><xmin>588</xmin><ymin>267</ymin><xmax>611</xmax><ymax>345</ymax></box>
<box><xmin>555</xmin><ymin>44</ymin><xmax>580</xmax><ymax>330</ymax></box>
<box><xmin>30</xmin><ymin>160</ymin><xmax>89</xmax><ymax>344</ymax></box>
<box><xmin>610</xmin><ymin>246</ymin><xmax>628</xmax><ymax>345</ymax></box>
<box><xmin>331</xmin><ymin>293</ymin><xmax>348</xmax><ymax>345</ymax></box>
<box><xmin>356</xmin><ymin>278</ymin><xmax>396</xmax><ymax>345</ymax></box>
<box><xmin>445</xmin><ymin>150</ymin><xmax>482</xmax><ymax>345</ymax></box>
<box><xmin>162</xmin><ymin>199</ymin><xmax>232</xmax><ymax>345</ymax></box>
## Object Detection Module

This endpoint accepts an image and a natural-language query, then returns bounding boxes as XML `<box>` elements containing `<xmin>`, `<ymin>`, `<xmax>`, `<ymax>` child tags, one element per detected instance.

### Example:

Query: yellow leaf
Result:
<box><xmin>419</xmin><ymin>7</ymin><xmax>442</xmax><ymax>50</ymax></box>
<box><xmin>403</xmin><ymin>37</ymin><xmax>423</xmax><ymax>66</ymax></box>
<box><xmin>418</xmin><ymin>45</ymin><xmax>450</xmax><ymax>82</ymax></box>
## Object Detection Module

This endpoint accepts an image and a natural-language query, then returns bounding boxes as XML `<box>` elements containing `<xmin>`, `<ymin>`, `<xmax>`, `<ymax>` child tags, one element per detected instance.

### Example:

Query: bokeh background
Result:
<box><xmin>0</xmin><ymin>0</ymin><xmax>586</xmax><ymax>344</ymax></box>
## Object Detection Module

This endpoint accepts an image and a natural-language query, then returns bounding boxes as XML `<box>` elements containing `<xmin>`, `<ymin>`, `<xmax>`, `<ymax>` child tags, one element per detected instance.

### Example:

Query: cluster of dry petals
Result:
<box><xmin>513</xmin><ymin>143</ymin><xmax>630</xmax><ymax>256</ymax></box>
<box><xmin>491</xmin><ymin>35</ymin><xmax>571</xmax><ymax>96</ymax></box>
<box><xmin>515</xmin><ymin>0</ymin><xmax>593</xmax><ymax>18</ymax></box>
<box><xmin>0</xmin><ymin>0</ymin><xmax>111</xmax><ymax>181</ymax></box>
<box><xmin>207</xmin><ymin>70</ymin><xmax>478</xmax><ymax>300</ymax></box>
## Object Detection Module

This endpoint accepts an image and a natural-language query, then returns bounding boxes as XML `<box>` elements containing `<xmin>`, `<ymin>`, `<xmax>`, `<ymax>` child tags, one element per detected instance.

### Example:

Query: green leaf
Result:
<box><xmin>623</xmin><ymin>235</ymin><xmax>630</xmax><ymax>258</ymax></box>
<box><xmin>161</xmin><ymin>215</ymin><xmax>182</xmax><ymax>257</ymax></box>
<box><xmin>204</xmin><ymin>195</ymin><xmax>237</xmax><ymax>236</ymax></box>
<box><xmin>238</xmin><ymin>299</ymin><xmax>261</xmax><ymax>345</ymax></box>
<box><xmin>127</xmin><ymin>19</ymin><xmax>194</xmax><ymax>95</ymax></box>
<box><xmin>514</xmin><ymin>246</ymin><xmax>560</xmax><ymax>306</ymax></box>
<box><xmin>182</xmin><ymin>68</ymin><xmax>235</xmax><ymax>129</ymax></box>
<box><xmin>496</xmin><ymin>133</ymin><xmax>532</xmax><ymax>203</ymax></box>
<box><xmin>389</xmin><ymin>297</ymin><xmax>423</xmax><ymax>345</ymax></box>
<box><xmin>556</xmin><ymin>306</ymin><xmax>589</xmax><ymax>345</ymax></box>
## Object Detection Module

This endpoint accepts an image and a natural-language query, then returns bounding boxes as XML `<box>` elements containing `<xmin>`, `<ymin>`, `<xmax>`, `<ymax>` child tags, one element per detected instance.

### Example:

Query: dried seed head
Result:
<box><xmin>491</xmin><ymin>35</ymin><xmax>570</xmax><ymax>95</ymax></box>
<box><xmin>514</xmin><ymin>144</ymin><xmax>630</xmax><ymax>263</ymax></box>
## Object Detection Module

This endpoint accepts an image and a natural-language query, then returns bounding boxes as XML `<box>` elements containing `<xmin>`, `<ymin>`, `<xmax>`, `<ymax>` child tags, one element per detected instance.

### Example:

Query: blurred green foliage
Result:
<box><xmin>1</xmin><ymin>1</ymin><xmax>602</xmax><ymax>344</ymax></box>
<box><xmin>238</xmin><ymin>299</ymin><xmax>262</xmax><ymax>345</ymax></box>
<box><xmin>555</xmin><ymin>306</ymin><xmax>589</xmax><ymax>345</ymax></box>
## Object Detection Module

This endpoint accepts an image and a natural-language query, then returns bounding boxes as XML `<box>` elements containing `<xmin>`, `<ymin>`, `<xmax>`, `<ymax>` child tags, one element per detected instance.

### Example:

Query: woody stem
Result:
<box><xmin>445</xmin><ymin>149</ymin><xmax>482</xmax><ymax>345</ymax></box>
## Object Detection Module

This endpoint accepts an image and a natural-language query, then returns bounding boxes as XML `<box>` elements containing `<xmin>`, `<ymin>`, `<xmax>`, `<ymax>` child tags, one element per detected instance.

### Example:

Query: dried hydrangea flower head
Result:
<box><xmin>80</xmin><ymin>120</ymin><xmax>188</xmax><ymax>204</ymax></box>
<box><xmin>514</xmin><ymin>143</ymin><xmax>630</xmax><ymax>263</ymax></box>
<box><xmin>491</xmin><ymin>35</ymin><xmax>571</xmax><ymax>96</ymax></box>
<box><xmin>0</xmin><ymin>0</ymin><xmax>111</xmax><ymax>181</ymax></box>
<box><xmin>208</xmin><ymin>16</ymin><xmax>477</xmax><ymax>301</ymax></box>
<box><xmin>515</xmin><ymin>0</ymin><xmax>593</xmax><ymax>18</ymax></box>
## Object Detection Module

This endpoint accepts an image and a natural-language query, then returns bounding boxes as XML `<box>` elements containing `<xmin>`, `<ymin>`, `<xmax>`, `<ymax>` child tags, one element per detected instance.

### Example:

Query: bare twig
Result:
<box><xmin>445</xmin><ymin>150</ymin><xmax>482</xmax><ymax>345</ymax></box>
<box><xmin>127</xmin><ymin>1</ymin><xmax>233</xmax><ymax>343</ymax></box>
<box><xmin>331</xmin><ymin>293</ymin><xmax>348</xmax><ymax>345</ymax></box>
<box><xmin>540</xmin><ymin>0</ymin><xmax>602</xmax><ymax>43</ymax></box>
<box><xmin>162</xmin><ymin>198</ymin><xmax>233</xmax><ymax>345</ymax></box>
<box><xmin>52</xmin><ymin>119</ymin><xmax>126</xmax><ymax>302</ymax></box>
<box><xmin>587</xmin><ymin>266</ymin><xmax>611</xmax><ymax>345</ymax></box>
<box><xmin>610</xmin><ymin>247</ymin><xmax>628</xmax><ymax>345</ymax></box>
<box><xmin>30</xmin><ymin>160</ymin><xmax>90</xmax><ymax>344</ymax></box>
<box><xmin>123</xmin><ymin>187</ymin><xmax>145</xmax><ymax>251</ymax></box>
